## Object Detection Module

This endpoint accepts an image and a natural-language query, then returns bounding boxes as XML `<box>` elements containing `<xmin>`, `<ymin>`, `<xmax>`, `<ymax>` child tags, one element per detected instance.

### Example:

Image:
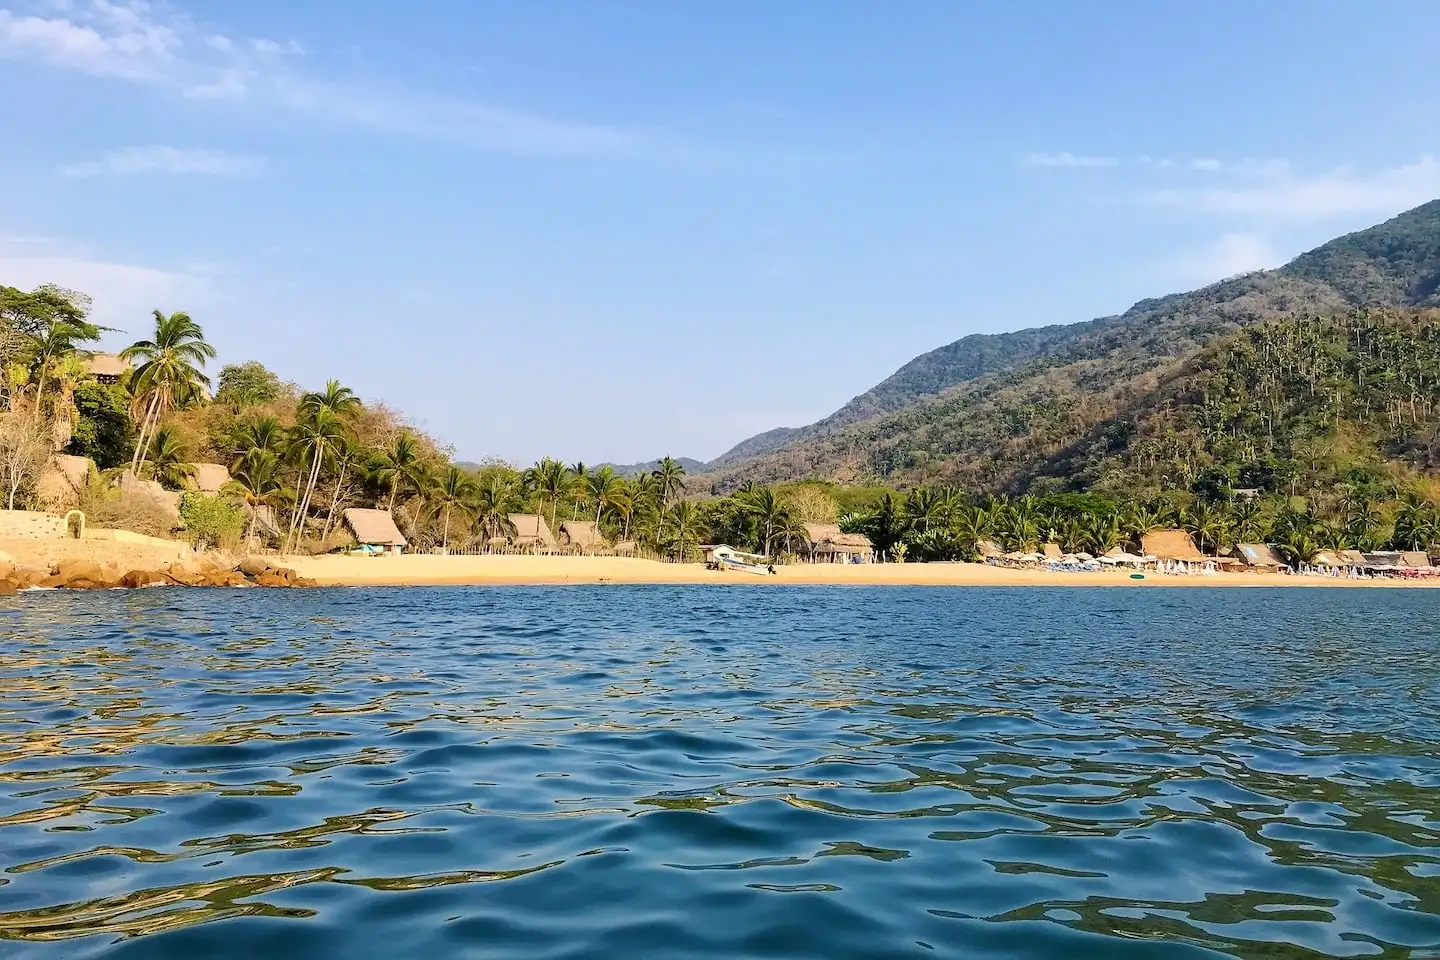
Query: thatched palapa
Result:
<box><xmin>1141</xmin><ymin>529</ymin><xmax>1207</xmax><ymax>562</ymax></box>
<box><xmin>343</xmin><ymin>508</ymin><xmax>406</xmax><ymax>551</ymax></box>
<box><xmin>508</xmin><ymin>514</ymin><xmax>557</xmax><ymax>549</ymax></box>
<box><xmin>559</xmin><ymin>520</ymin><xmax>608</xmax><ymax>551</ymax></box>
<box><xmin>803</xmin><ymin>523</ymin><xmax>874</xmax><ymax>562</ymax></box>
<box><xmin>1235</xmin><ymin>543</ymin><xmax>1286</xmax><ymax>569</ymax></box>
<box><xmin>85</xmin><ymin>353</ymin><xmax>130</xmax><ymax>383</ymax></box>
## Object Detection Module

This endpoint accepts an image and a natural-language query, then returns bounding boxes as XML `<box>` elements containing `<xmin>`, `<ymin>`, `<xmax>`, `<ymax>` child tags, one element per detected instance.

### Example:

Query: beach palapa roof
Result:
<box><xmin>190</xmin><ymin>462</ymin><xmax>230</xmax><ymax>494</ymax></box>
<box><xmin>1312</xmin><ymin>550</ymin><xmax>1344</xmax><ymax>566</ymax></box>
<box><xmin>977</xmin><ymin>539</ymin><xmax>1002</xmax><ymax>558</ymax></box>
<box><xmin>559</xmin><ymin>519</ymin><xmax>608</xmax><ymax>549</ymax></box>
<box><xmin>803</xmin><ymin>522</ymin><xmax>873</xmax><ymax>553</ymax></box>
<box><xmin>508</xmin><ymin>513</ymin><xmax>557</xmax><ymax>548</ymax></box>
<box><xmin>1235</xmin><ymin>543</ymin><xmax>1286</xmax><ymax>568</ymax></box>
<box><xmin>1400</xmin><ymin>550</ymin><xmax>1433</xmax><ymax>568</ymax></box>
<box><xmin>1337</xmin><ymin>549</ymin><xmax>1369</xmax><ymax>566</ymax></box>
<box><xmin>343</xmin><ymin>508</ymin><xmax>406</xmax><ymax>546</ymax></box>
<box><xmin>1141</xmin><ymin>529</ymin><xmax>1208</xmax><ymax>562</ymax></box>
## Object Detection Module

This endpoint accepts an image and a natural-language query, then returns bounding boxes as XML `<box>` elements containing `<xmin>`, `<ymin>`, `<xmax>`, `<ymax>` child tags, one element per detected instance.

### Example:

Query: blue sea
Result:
<box><xmin>1</xmin><ymin>587</ymin><xmax>1438</xmax><ymax>958</ymax></box>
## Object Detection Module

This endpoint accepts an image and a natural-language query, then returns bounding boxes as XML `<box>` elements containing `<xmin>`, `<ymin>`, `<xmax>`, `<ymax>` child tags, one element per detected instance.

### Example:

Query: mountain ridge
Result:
<box><xmin>700</xmin><ymin>198</ymin><xmax>1440</xmax><ymax>489</ymax></box>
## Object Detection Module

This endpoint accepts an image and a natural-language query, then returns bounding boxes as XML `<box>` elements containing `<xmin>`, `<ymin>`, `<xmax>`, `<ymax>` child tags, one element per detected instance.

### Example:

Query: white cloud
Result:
<box><xmin>0</xmin><ymin>0</ymin><xmax>641</xmax><ymax>157</ymax></box>
<box><xmin>1148</xmin><ymin>156</ymin><xmax>1440</xmax><ymax>220</ymax></box>
<box><xmin>1167</xmin><ymin>232</ymin><xmax>1284</xmax><ymax>283</ymax></box>
<box><xmin>1190</xmin><ymin>158</ymin><xmax>1222</xmax><ymax>172</ymax></box>
<box><xmin>0</xmin><ymin>235</ymin><xmax>209</xmax><ymax>335</ymax></box>
<box><xmin>1024</xmin><ymin>151</ymin><xmax>1121</xmax><ymax>168</ymax></box>
<box><xmin>60</xmin><ymin>145</ymin><xmax>266</xmax><ymax>178</ymax></box>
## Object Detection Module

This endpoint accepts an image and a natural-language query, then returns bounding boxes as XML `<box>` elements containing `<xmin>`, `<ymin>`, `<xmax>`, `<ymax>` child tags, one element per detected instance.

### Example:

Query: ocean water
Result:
<box><xmin>0</xmin><ymin>587</ymin><xmax>1438</xmax><ymax>959</ymax></box>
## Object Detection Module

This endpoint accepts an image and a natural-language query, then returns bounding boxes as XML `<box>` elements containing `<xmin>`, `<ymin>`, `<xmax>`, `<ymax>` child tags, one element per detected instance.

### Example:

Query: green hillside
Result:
<box><xmin>707</xmin><ymin>199</ymin><xmax>1440</xmax><ymax>490</ymax></box>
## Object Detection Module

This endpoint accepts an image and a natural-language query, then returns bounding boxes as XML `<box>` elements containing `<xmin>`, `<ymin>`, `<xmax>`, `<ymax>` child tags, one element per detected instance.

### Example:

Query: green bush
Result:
<box><xmin>179</xmin><ymin>492</ymin><xmax>246</xmax><ymax>551</ymax></box>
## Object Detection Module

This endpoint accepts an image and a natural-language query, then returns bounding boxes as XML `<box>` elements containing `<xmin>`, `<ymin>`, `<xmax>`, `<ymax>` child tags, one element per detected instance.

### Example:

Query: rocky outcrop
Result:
<box><xmin>0</xmin><ymin>555</ymin><xmax>317</xmax><ymax>592</ymax></box>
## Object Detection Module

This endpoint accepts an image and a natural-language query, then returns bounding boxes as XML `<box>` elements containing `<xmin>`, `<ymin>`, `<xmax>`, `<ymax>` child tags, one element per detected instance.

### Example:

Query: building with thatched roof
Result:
<box><xmin>614</xmin><ymin>539</ymin><xmax>637</xmax><ymax>556</ymax></box>
<box><xmin>1337</xmin><ymin>549</ymin><xmax>1368</xmax><ymax>567</ymax></box>
<box><xmin>559</xmin><ymin>520</ymin><xmax>608</xmax><ymax>552</ymax></box>
<box><xmin>190</xmin><ymin>462</ymin><xmax>230</xmax><ymax>494</ymax></box>
<box><xmin>342</xmin><ymin>508</ymin><xmax>406</xmax><ymax>553</ymax></box>
<box><xmin>1141</xmin><ymin>529</ymin><xmax>1207</xmax><ymax>562</ymax></box>
<box><xmin>85</xmin><ymin>353</ymin><xmax>130</xmax><ymax>384</ymax></box>
<box><xmin>977</xmin><ymin>539</ymin><xmax>1002</xmax><ymax>559</ymax></box>
<box><xmin>508</xmin><ymin>514</ymin><xmax>557</xmax><ymax>550</ymax></box>
<box><xmin>803</xmin><ymin>523</ymin><xmax>874</xmax><ymax>563</ymax></box>
<box><xmin>1235</xmin><ymin>543</ymin><xmax>1287</xmax><ymax>569</ymax></box>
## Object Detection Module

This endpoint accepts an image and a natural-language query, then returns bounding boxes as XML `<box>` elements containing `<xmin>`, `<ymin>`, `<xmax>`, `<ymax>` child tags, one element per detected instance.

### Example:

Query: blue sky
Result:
<box><xmin>2</xmin><ymin>1</ymin><xmax>1439</xmax><ymax>464</ymax></box>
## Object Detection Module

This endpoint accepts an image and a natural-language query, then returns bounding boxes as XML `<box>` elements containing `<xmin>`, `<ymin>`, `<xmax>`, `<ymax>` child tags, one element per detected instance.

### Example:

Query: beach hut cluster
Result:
<box><xmin>982</xmin><ymin>527</ymin><xmax>1440</xmax><ymax>580</ymax></box>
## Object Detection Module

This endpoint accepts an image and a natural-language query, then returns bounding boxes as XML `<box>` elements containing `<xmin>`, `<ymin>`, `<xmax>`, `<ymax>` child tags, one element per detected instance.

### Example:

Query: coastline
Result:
<box><xmin>281</xmin><ymin>554</ymin><xmax>1440</xmax><ymax>588</ymax></box>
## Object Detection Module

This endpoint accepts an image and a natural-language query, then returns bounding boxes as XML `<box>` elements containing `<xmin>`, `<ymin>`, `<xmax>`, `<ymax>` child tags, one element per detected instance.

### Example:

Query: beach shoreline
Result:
<box><xmin>281</xmin><ymin>554</ymin><xmax>1440</xmax><ymax>588</ymax></box>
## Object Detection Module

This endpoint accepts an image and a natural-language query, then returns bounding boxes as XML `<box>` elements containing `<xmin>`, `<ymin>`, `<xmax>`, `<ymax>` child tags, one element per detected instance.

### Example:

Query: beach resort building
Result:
<box><xmin>1141</xmin><ymin>530</ymin><xmax>1208</xmax><ymax>563</ymax></box>
<box><xmin>342</xmin><ymin>508</ymin><xmax>406</xmax><ymax>555</ymax></box>
<box><xmin>1235</xmin><ymin>543</ymin><xmax>1288</xmax><ymax>571</ymax></box>
<box><xmin>803</xmin><ymin>523</ymin><xmax>875</xmax><ymax>563</ymax></box>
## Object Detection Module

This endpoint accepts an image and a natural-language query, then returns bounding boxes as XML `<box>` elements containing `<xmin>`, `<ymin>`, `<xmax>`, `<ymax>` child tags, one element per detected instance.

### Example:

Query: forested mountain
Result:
<box><xmin>705</xmin><ymin>199</ymin><xmax>1440</xmax><ymax>491</ymax></box>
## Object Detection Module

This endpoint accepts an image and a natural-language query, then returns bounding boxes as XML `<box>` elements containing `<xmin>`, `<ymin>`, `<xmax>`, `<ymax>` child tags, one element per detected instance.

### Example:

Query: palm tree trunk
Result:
<box><xmin>129</xmin><ymin>393</ymin><xmax>161</xmax><ymax>476</ymax></box>
<box><xmin>443</xmin><ymin>504</ymin><xmax>451</xmax><ymax>552</ymax></box>
<box><xmin>31</xmin><ymin>368</ymin><xmax>46</xmax><ymax>425</ymax></box>
<box><xmin>287</xmin><ymin>444</ymin><xmax>324</xmax><ymax>554</ymax></box>
<box><xmin>322</xmin><ymin>458</ymin><xmax>349</xmax><ymax>540</ymax></box>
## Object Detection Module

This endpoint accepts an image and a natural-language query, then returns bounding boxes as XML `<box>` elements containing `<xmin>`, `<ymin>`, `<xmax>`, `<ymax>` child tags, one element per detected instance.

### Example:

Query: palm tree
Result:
<box><xmin>430</xmin><ymin>465</ymin><xmax>477</xmax><ymax>552</ymax></box>
<box><xmin>568</xmin><ymin>462</ymin><xmax>588</xmax><ymax>520</ymax></box>
<box><xmin>1184</xmin><ymin>501</ymin><xmax>1230</xmax><ymax>555</ymax></box>
<box><xmin>287</xmin><ymin>381</ymin><xmax>361</xmax><ymax>551</ymax></box>
<box><xmin>742</xmin><ymin>487</ymin><xmax>789</xmax><ymax>557</ymax></box>
<box><xmin>1230</xmin><ymin>499</ymin><xmax>1268</xmax><ymax>545</ymax></box>
<box><xmin>122</xmin><ymin>310</ymin><xmax>215</xmax><ymax>476</ymax></box>
<box><xmin>473</xmin><ymin>474</ymin><xmax>519</xmax><ymax>544</ymax></box>
<box><xmin>586</xmin><ymin>465</ymin><xmax>624</xmax><ymax>528</ymax></box>
<box><xmin>665</xmin><ymin>499</ymin><xmax>702</xmax><ymax>562</ymax></box>
<box><xmin>653</xmin><ymin>456</ymin><xmax>686</xmax><ymax>506</ymax></box>
<box><xmin>284</xmin><ymin>408</ymin><xmax>347</xmax><ymax>552</ymax></box>
<box><xmin>230</xmin><ymin>414</ymin><xmax>285</xmax><ymax>469</ymax></box>
<box><xmin>319</xmin><ymin>433</ymin><xmax>357</xmax><ymax>541</ymax></box>
<box><xmin>144</xmin><ymin>425</ymin><xmax>194</xmax><ymax>489</ymax></box>
<box><xmin>1277</xmin><ymin>529</ymin><xmax>1322</xmax><ymax>566</ymax></box>
<box><xmin>372</xmin><ymin>431</ymin><xmax>429</xmax><ymax>513</ymax></box>
<box><xmin>226</xmin><ymin>450</ymin><xmax>284</xmax><ymax>546</ymax></box>
<box><xmin>1081</xmin><ymin>511</ymin><xmax>1122</xmax><ymax>556</ymax></box>
<box><xmin>525</xmin><ymin>457</ymin><xmax>570</xmax><ymax>535</ymax></box>
<box><xmin>27</xmin><ymin>318</ymin><xmax>98</xmax><ymax>425</ymax></box>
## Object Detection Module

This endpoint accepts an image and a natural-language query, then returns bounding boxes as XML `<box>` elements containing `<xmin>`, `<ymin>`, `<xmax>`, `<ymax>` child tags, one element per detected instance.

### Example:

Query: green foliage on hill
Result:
<box><xmin>709</xmin><ymin>199</ymin><xmax>1440</xmax><ymax>492</ymax></box>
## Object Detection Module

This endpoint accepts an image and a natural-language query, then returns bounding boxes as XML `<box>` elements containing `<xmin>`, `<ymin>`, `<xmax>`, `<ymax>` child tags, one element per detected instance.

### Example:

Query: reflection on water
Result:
<box><xmin>1</xmin><ymin>586</ymin><xmax>1438</xmax><ymax>958</ymax></box>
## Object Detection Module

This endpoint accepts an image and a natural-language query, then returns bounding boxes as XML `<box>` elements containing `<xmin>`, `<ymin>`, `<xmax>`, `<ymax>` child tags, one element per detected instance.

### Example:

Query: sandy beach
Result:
<box><xmin>281</xmin><ymin>554</ymin><xmax>1439</xmax><ymax>588</ymax></box>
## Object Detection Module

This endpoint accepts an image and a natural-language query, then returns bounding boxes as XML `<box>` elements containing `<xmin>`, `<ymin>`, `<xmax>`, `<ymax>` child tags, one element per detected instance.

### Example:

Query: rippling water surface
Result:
<box><xmin>2</xmin><ymin>586</ymin><xmax>1439</xmax><ymax>958</ymax></box>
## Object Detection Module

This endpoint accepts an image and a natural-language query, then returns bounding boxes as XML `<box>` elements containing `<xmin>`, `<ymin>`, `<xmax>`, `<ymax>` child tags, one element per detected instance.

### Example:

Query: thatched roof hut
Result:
<box><xmin>343</xmin><ymin>508</ymin><xmax>406</xmax><ymax>548</ymax></box>
<box><xmin>508</xmin><ymin>514</ymin><xmax>557</xmax><ymax>549</ymax></box>
<box><xmin>1401</xmin><ymin>551</ymin><xmax>1433</xmax><ymax>569</ymax></box>
<box><xmin>559</xmin><ymin>520</ymin><xmax>608</xmax><ymax>551</ymax></box>
<box><xmin>1142</xmin><ymin>529</ymin><xmax>1207</xmax><ymax>562</ymax></box>
<box><xmin>1235</xmin><ymin>543</ymin><xmax>1286</xmax><ymax>569</ymax></box>
<box><xmin>85</xmin><ymin>353</ymin><xmax>129</xmax><ymax>383</ymax></box>
<box><xmin>614</xmin><ymin>539</ymin><xmax>637</xmax><ymax>556</ymax></box>
<box><xmin>1312</xmin><ymin>550</ymin><xmax>1344</xmax><ymax>567</ymax></box>
<box><xmin>803</xmin><ymin>523</ymin><xmax>874</xmax><ymax>561</ymax></box>
<box><xmin>190</xmin><ymin>462</ymin><xmax>230</xmax><ymax>494</ymax></box>
<box><xmin>977</xmin><ymin>539</ymin><xmax>1002</xmax><ymax>558</ymax></box>
<box><xmin>36</xmin><ymin>454</ymin><xmax>95</xmax><ymax>510</ymax></box>
<box><xmin>1337</xmin><ymin>550</ymin><xmax>1368</xmax><ymax>566</ymax></box>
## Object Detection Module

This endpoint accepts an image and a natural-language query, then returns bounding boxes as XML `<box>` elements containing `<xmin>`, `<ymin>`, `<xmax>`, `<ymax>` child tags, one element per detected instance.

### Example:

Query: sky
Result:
<box><xmin>3</xmin><ymin>1</ymin><xmax>1440</xmax><ymax>465</ymax></box>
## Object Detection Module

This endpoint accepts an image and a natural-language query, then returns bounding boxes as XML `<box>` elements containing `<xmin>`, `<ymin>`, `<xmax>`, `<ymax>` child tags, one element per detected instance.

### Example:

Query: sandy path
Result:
<box><xmin>282</xmin><ymin>554</ymin><xmax>1436</xmax><ymax>588</ymax></box>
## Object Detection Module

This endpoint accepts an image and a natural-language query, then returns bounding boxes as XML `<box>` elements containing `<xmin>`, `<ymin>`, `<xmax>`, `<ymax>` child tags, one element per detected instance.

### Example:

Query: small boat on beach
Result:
<box><xmin>710</xmin><ymin>546</ymin><xmax>774</xmax><ymax>575</ymax></box>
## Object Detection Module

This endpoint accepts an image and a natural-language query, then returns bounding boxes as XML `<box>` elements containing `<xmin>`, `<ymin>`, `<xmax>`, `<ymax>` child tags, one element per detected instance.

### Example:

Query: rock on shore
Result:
<box><xmin>0</xmin><ymin>556</ymin><xmax>317</xmax><ymax>592</ymax></box>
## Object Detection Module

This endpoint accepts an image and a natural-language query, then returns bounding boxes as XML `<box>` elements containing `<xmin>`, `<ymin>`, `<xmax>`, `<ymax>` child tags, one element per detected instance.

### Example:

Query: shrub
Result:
<box><xmin>179</xmin><ymin>492</ymin><xmax>246</xmax><ymax>551</ymax></box>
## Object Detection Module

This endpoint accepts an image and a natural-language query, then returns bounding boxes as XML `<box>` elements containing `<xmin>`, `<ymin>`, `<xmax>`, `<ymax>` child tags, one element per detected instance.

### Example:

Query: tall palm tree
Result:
<box><xmin>284</xmin><ymin>408</ymin><xmax>347</xmax><ymax>552</ymax></box>
<box><xmin>525</xmin><ymin>457</ymin><xmax>569</xmax><ymax>536</ymax></box>
<box><xmin>742</xmin><ymin>487</ymin><xmax>790</xmax><ymax>557</ymax></box>
<box><xmin>144</xmin><ymin>425</ymin><xmax>195</xmax><ymax>489</ymax></box>
<box><xmin>27</xmin><ymin>318</ymin><xmax>98</xmax><ymax>425</ymax></box>
<box><xmin>1185</xmin><ymin>501</ymin><xmax>1230</xmax><ymax>555</ymax></box>
<box><xmin>568</xmin><ymin>462</ymin><xmax>588</xmax><ymax>520</ymax></box>
<box><xmin>372</xmin><ymin>431</ymin><xmax>429</xmax><ymax>512</ymax></box>
<box><xmin>665</xmin><ymin>499</ymin><xmax>702</xmax><ymax>562</ymax></box>
<box><xmin>473</xmin><ymin>474</ymin><xmax>520</xmax><ymax>544</ymax></box>
<box><xmin>287</xmin><ymin>381</ymin><xmax>361</xmax><ymax>551</ymax></box>
<box><xmin>122</xmin><ymin>310</ymin><xmax>215</xmax><ymax>476</ymax></box>
<box><xmin>586</xmin><ymin>465</ymin><xmax>624</xmax><ymax>528</ymax></box>
<box><xmin>653</xmin><ymin>456</ymin><xmax>686</xmax><ymax>507</ymax></box>
<box><xmin>430</xmin><ymin>465</ymin><xmax>477</xmax><ymax>552</ymax></box>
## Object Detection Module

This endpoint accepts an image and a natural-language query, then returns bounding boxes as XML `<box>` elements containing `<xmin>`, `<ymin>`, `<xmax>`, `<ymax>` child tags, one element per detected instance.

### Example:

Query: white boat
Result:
<box><xmin>711</xmin><ymin>546</ymin><xmax>773</xmax><ymax>575</ymax></box>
